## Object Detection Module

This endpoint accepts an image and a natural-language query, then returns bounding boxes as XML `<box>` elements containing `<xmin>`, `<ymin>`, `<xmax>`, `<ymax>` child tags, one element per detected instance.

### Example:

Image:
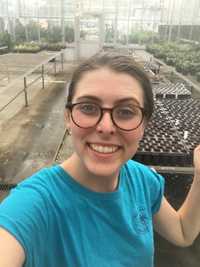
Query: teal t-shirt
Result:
<box><xmin>0</xmin><ymin>160</ymin><xmax>164</xmax><ymax>267</ymax></box>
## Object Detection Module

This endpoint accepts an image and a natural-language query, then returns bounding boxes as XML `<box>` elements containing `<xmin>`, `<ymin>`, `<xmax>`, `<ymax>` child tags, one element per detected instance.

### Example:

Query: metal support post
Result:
<box><xmin>6</xmin><ymin>65</ymin><xmax>10</xmax><ymax>83</ymax></box>
<box><xmin>61</xmin><ymin>52</ymin><xmax>64</xmax><ymax>72</ymax></box>
<box><xmin>168</xmin><ymin>0</ymin><xmax>175</xmax><ymax>42</ymax></box>
<box><xmin>23</xmin><ymin>77</ymin><xmax>28</xmax><ymax>107</ymax></box>
<box><xmin>114</xmin><ymin>0</ymin><xmax>118</xmax><ymax>48</ymax></box>
<box><xmin>126</xmin><ymin>0</ymin><xmax>131</xmax><ymax>48</ymax></box>
<box><xmin>54</xmin><ymin>59</ymin><xmax>57</xmax><ymax>75</ymax></box>
<box><xmin>99</xmin><ymin>14</ymin><xmax>105</xmax><ymax>50</ymax></box>
<box><xmin>61</xmin><ymin>0</ymin><xmax>65</xmax><ymax>45</ymax></box>
<box><xmin>42</xmin><ymin>64</ymin><xmax>45</xmax><ymax>89</ymax></box>
<box><xmin>74</xmin><ymin>15</ymin><xmax>80</xmax><ymax>61</ymax></box>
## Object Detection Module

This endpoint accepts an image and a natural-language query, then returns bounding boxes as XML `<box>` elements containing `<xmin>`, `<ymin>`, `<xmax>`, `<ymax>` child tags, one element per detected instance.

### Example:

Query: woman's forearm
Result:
<box><xmin>178</xmin><ymin>146</ymin><xmax>200</xmax><ymax>245</ymax></box>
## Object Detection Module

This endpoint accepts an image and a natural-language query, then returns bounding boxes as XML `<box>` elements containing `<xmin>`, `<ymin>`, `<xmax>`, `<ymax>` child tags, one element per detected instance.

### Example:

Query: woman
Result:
<box><xmin>0</xmin><ymin>52</ymin><xmax>200</xmax><ymax>267</ymax></box>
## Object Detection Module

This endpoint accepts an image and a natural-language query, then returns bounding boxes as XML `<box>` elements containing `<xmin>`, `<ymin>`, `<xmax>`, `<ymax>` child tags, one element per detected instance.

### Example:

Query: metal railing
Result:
<box><xmin>0</xmin><ymin>51</ymin><xmax>64</xmax><ymax>113</ymax></box>
<box><xmin>0</xmin><ymin>52</ymin><xmax>66</xmax><ymax>193</ymax></box>
<box><xmin>0</xmin><ymin>183</ymin><xmax>16</xmax><ymax>191</ymax></box>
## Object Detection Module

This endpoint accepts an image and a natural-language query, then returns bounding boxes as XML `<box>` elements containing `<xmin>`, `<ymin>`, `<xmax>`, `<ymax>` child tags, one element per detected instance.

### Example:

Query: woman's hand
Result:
<box><xmin>194</xmin><ymin>144</ymin><xmax>200</xmax><ymax>176</ymax></box>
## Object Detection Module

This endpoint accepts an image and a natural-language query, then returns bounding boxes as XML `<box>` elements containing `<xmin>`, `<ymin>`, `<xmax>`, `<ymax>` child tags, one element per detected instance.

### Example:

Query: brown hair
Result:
<box><xmin>66</xmin><ymin>52</ymin><xmax>154</xmax><ymax>121</ymax></box>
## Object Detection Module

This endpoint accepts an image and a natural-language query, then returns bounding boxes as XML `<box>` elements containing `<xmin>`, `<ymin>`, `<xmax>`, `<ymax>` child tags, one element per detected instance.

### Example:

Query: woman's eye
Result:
<box><xmin>116</xmin><ymin>107</ymin><xmax>138</xmax><ymax>118</ymax></box>
<box><xmin>78</xmin><ymin>103</ymin><xmax>98</xmax><ymax>114</ymax></box>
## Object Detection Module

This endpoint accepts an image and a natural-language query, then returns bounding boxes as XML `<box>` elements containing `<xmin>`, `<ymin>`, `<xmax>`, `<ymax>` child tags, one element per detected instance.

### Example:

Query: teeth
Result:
<box><xmin>89</xmin><ymin>144</ymin><xmax>119</xmax><ymax>153</ymax></box>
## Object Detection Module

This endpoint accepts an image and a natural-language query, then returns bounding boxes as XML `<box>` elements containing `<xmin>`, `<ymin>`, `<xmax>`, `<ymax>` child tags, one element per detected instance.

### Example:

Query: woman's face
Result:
<box><xmin>66</xmin><ymin>67</ymin><xmax>146</xmax><ymax>179</ymax></box>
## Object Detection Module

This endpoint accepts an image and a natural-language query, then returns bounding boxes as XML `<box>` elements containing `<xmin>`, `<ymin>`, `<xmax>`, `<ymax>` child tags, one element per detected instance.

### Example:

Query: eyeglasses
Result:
<box><xmin>65</xmin><ymin>102</ymin><xmax>145</xmax><ymax>131</ymax></box>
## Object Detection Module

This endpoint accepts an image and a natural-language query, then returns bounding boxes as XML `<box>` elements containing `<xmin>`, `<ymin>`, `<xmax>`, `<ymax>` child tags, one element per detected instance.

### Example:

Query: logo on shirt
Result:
<box><xmin>133</xmin><ymin>206</ymin><xmax>149</xmax><ymax>234</ymax></box>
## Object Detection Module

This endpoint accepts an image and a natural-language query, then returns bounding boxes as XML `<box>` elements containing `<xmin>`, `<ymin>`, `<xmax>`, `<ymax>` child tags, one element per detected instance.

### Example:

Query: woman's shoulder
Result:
<box><xmin>125</xmin><ymin>159</ymin><xmax>155</xmax><ymax>174</ymax></box>
<box><xmin>0</xmin><ymin>165</ymin><xmax>68</xmax><ymax>216</ymax></box>
<box><xmin>123</xmin><ymin>159</ymin><xmax>164</xmax><ymax>186</ymax></box>
<box><xmin>17</xmin><ymin>165</ymin><xmax>58</xmax><ymax>186</ymax></box>
<box><xmin>8</xmin><ymin>165</ymin><xmax>65</xmax><ymax>200</ymax></box>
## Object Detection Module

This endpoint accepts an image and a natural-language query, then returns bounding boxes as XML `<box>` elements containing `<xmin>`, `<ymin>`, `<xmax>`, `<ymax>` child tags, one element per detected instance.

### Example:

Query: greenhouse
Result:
<box><xmin>0</xmin><ymin>1</ymin><xmax>200</xmax><ymax>267</ymax></box>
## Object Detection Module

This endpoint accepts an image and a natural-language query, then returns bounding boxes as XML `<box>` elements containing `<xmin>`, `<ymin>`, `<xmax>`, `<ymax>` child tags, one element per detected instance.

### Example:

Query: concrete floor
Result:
<box><xmin>0</xmin><ymin>60</ymin><xmax>76</xmax><ymax>186</ymax></box>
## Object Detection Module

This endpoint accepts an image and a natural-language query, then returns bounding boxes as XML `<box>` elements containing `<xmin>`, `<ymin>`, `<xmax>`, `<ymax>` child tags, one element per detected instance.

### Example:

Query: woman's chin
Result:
<box><xmin>84</xmin><ymin>159</ymin><xmax>121</xmax><ymax>179</ymax></box>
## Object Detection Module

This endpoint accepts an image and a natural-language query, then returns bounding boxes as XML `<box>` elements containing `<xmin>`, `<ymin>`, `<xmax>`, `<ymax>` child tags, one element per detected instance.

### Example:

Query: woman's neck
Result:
<box><xmin>60</xmin><ymin>153</ymin><xmax>120</xmax><ymax>193</ymax></box>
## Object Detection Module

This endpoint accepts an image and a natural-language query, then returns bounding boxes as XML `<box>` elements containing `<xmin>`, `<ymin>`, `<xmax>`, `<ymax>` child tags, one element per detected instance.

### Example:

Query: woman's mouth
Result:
<box><xmin>88</xmin><ymin>143</ymin><xmax>120</xmax><ymax>154</ymax></box>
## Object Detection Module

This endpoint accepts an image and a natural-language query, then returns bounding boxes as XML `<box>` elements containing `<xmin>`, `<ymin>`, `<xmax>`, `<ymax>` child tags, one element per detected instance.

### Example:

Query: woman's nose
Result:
<box><xmin>96</xmin><ymin>112</ymin><xmax>116</xmax><ymax>134</ymax></box>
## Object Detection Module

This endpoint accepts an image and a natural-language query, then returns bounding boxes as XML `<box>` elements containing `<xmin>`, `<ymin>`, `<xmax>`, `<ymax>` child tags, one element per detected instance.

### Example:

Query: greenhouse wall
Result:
<box><xmin>159</xmin><ymin>24</ymin><xmax>200</xmax><ymax>42</ymax></box>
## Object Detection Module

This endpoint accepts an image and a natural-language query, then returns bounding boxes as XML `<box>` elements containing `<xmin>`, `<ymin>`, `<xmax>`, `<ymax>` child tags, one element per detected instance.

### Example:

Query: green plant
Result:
<box><xmin>146</xmin><ymin>41</ymin><xmax>200</xmax><ymax>77</ymax></box>
<box><xmin>15</xmin><ymin>19</ymin><xmax>26</xmax><ymax>43</ymax></box>
<box><xmin>165</xmin><ymin>57</ymin><xmax>176</xmax><ymax>66</ymax></box>
<box><xmin>0</xmin><ymin>46</ymin><xmax>8</xmax><ymax>55</ymax></box>
<box><xmin>46</xmin><ymin>43</ymin><xmax>66</xmax><ymax>51</ymax></box>
<box><xmin>65</xmin><ymin>25</ymin><xmax>74</xmax><ymax>42</ymax></box>
<box><xmin>196</xmin><ymin>72</ymin><xmax>200</xmax><ymax>82</ymax></box>
<box><xmin>128</xmin><ymin>31</ymin><xmax>158</xmax><ymax>44</ymax></box>
<box><xmin>0</xmin><ymin>31</ymin><xmax>13</xmax><ymax>50</ymax></box>
<box><xmin>13</xmin><ymin>43</ymin><xmax>41</xmax><ymax>53</ymax></box>
<box><xmin>47</xmin><ymin>25</ymin><xmax>62</xmax><ymax>43</ymax></box>
<box><xmin>26</xmin><ymin>20</ymin><xmax>40</xmax><ymax>41</ymax></box>
<box><xmin>105</xmin><ymin>26</ymin><xmax>114</xmax><ymax>43</ymax></box>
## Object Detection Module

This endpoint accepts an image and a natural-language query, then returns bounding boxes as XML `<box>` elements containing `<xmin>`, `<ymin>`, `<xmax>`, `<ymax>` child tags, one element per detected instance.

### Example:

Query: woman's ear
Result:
<box><xmin>138</xmin><ymin>120</ymin><xmax>147</xmax><ymax>141</ymax></box>
<box><xmin>64</xmin><ymin>109</ymin><xmax>71</xmax><ymax>129</ymax></box>
<box><xmin>143</xmin><ymin>117</ymin><xmax>149</xmax><ymax>129</ymax></box>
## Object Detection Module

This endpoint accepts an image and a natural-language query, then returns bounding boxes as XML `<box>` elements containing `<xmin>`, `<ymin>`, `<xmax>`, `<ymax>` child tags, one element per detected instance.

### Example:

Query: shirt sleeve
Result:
<box><xmin>0</xmin><ymin>177</ymin><xmax>49</xmax><ymax>267</ymax></box>
<box><xmin>149</xmin><ymin>169</ymin><xmax>165</xmax><ymax>214</ymax></box>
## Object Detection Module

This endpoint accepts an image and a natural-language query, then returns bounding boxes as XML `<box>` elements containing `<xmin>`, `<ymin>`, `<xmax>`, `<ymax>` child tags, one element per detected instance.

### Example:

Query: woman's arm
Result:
<box><xmin>153</xmin><ymin>144</ymin><xmax>200</xmax><ymax>247</ymax></box>
<box><xmin>0</xmin><ymin>227</ymin><xmax>25</xmax><ymax>267</ymax></box>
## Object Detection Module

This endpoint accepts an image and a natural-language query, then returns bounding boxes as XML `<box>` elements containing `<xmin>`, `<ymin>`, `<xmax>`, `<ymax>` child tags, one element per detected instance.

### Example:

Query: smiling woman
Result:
<box><xmin>0</xmin><ymin>52</ymin><xmax>200</xmax><ymax>267</ymax></box>
<box><xmin>63</xmin><ymin>66</ymin><xmax>147</xmax><ymax>187</ymax></box>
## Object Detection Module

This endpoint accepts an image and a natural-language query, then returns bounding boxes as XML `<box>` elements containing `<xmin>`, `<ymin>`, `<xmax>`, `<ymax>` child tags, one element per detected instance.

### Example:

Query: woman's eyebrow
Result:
<box><xmin>115</xmin><ymin>98</ymin><xmax>141</xmax><ymax>106</ymax></box>
<box><xmin>75</xmin><ymin>95</ymin><xmax>100</xmax><ymax>102</ymax></box>
<box><xmin>75</xmin><ymin>95</ymin><xmax>142</xmax><ymax>106</ymax></box>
